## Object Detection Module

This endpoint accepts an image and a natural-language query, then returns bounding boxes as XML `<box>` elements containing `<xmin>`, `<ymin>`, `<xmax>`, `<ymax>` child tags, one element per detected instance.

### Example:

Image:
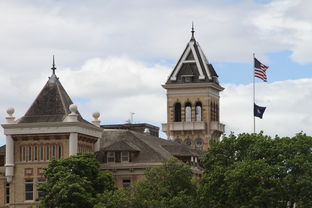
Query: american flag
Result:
<box><xmin>254</xmin><ymin>58</ymin><xmax>269</xmax><ymax>82</ymax></box>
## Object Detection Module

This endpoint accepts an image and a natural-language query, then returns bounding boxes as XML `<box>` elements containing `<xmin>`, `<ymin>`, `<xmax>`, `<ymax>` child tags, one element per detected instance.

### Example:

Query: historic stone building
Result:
<box><xmin>0</xmin><ymin>55</ymin><xmax>202</xmax><ymax>207</ymax></box>
<box><xmin>0</xmin><ymin>29</ymin><xmax>222</xmax><ymax>208</ymax></box>
<box><xmin>162</xmin><ymin>28</ymin><xmax>225</xmax><ymax>150</ymax></box>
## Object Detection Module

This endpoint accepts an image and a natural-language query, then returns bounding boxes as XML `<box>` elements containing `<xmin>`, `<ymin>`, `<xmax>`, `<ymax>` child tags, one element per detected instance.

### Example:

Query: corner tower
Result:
<box><xmin>162</xmin><ymin>27</ymin><xmax>225</xmax><ymax>151</ymax></box>
<box><xmin>1</xmin><ymin>57</ymin><xmax>102</xmax><ymax>207</ymax></box>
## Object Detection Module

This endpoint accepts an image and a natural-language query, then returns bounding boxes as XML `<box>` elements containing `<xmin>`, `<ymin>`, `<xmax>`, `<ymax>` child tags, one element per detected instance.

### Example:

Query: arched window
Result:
<box><xmin>195</xmin><ymin>102</ymin><xmax>202</xmax><ymax>121</ymax></box>
<box><xmin>174</xmin><ymin>102</ymin><xmax>181</xmax><ymax>122</ymax></box>
<box><xmin>185</xmin><ymin>102</ymin><xmax>192</xmax><ymax>122</ymax></box>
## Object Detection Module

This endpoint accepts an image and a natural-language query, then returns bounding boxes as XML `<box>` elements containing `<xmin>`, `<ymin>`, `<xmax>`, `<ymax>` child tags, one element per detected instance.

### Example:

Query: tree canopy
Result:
<box><xmin>39</xmin><ymin>153</ymin><xmax>114</xmax><ymax>208</ymax></box>
<box><xmin>95</xmin><ymin>157</ymin><xmax>198</xmax><ymax>208</ymax></box>
<box><xmin>199</xmin><ymin>132</ymin><xmax>312</xmax><ymax>208</ymax></box>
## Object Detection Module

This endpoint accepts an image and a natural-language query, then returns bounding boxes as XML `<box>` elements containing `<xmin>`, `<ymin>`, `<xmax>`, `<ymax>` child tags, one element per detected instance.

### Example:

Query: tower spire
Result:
<box><xmin>51</xmin><ymin>55</ymin><xmax>56</xmax><ymax>75</ymax></box>
<box><xmin>191</xmin><ymin>22</ymin><xmax>195</xmax><ymax>40</ymax></box>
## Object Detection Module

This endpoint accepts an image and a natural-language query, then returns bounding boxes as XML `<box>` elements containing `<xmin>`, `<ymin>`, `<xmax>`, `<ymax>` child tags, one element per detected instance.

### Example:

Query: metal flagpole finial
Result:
<box><xmin>191</xmin><ymin>22</ymin><xmax>195</xmax><ymax>40</ymax></box>
<box><xmin>51</xmin><ymin>55</ymin><xmax>56</xmax><ymax>75</ymax></box>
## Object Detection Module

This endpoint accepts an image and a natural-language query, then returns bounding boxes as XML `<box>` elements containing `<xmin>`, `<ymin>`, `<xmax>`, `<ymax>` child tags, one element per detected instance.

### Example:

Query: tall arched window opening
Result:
<box><xmin>174</xmin><ymin>102</ymin><xmax>181</xmax><ymax>122</ymax></box>
<box><xmin>195</xmin><ymin>102</ymin><xmax>202</xmax><ymax>121</ymax></box>
<box><xmin>185</xmin><ymin>102</ymin><xmax>192</xmax><ymax>122</ymax></box>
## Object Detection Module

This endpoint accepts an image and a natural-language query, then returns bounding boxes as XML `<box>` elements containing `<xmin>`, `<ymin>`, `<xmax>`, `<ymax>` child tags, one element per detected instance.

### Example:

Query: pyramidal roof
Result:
<box><xmin>19</xmin><ymin>58</ymin><xmax>86</xmax><ymax>124</ymax></box>
<box><xmin>166</xmin><ymin>27</ymin><xmax>219</xmax><ymax>85</ymax></box>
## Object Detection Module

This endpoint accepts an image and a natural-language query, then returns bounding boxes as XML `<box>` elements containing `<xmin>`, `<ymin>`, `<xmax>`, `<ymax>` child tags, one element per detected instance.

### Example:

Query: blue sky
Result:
<box><xmin>1</xmin><ymin>0</ymin><xmax>312</xmax><ymax>146</ymax></box>
<box><xmin>216</xmin><ymin>51</ymin><xmax>312</xmax><ymax>84</ymax></box>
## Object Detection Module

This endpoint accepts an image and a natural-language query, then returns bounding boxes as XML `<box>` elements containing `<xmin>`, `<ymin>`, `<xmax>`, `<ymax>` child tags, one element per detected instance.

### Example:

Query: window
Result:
<box><xmin>21</xmin><ymin>146</ymin><xmax>26</xmax><ymax>162</ymax></box>
<box><xmin>185</xmin><ymin>102</ymin><xmax>192</xmax><ymax>122</ymax></box>
<box><xmin>107</xmin><ymin>152</ymin><xmax>115</xmax><ymax>163</ymax></box>
<box><xmin>58</xmin><ymin>145</ymin><xmax>62</xmax><ymax>159</ymax></box>
<box><xmin>34</xmin><ymin>146</ymin><xmax>38</xmax><ymax>161</ymax></box>
<box><xmin>25</xmin><ymin>178</ymin><xmax>33</xmax><ymax>200</ymax></box>
<box><xmin>185</xmin><ymin>139</ymin><xmax>192</xmax><ymax>146</ymax></box>
<box><xmin>174</xmin><ymin>102</ymin><xmax>181</xmax><ymax>122</ymax></box>
<box><xmin>121</xmin><ymin>151</ymin><xmax>129</xmax><ymax>162</ymax></box>
<box><xmin>175</xmin><ymin>139</ymin><xmax>182</xmax><ymax>144</ymax></box>
<box><xmin>46</xmin><ymin>145</ymin><xmax>50</xmax><ymax>161</ymax></box>
<box><xmin>195</xmin><ymin>139</ymin><xmax>203</xmax><ymax>147</ymax></box>
<box><xmin>52</xmin><ymin>144</ymin><xmax>56</xmax><ymax>158</ymax></box>
<box><xmin>195</xmin><ymin>102</ymin><xmax>202</xmax><ymax>121</ymax></box>
<box><xmin>6</xmin><ymin>183</ymin><xmax>10</xmax><ymax>204</ymax></box>
<box><xmin>211</xmin><ymin>102</ymin><xmax>219</xmax><ymax>121</ymax></box>
<box><xmin>40</xmin><ymin>145</ymin><xmax>44</xmax><ymax>161</ymax></box>
<box><xmin>37</xmin><ymin>178</ymin><xmax>46</xmax><ymax>199</ymax></box>
<box><xmin>122</xmin><ymin>179</ymin><xmax>131</xmax><ymax>188</ymax></box>
<box><xmin>28</xmin><ymin>146</ymin><xmax>32</xmax><ymax>161</ymax></box>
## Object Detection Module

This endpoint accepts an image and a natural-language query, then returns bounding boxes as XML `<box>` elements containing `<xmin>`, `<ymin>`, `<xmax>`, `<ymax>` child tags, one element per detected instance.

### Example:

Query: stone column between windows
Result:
<box><xmin>5</xmin><ymin>135</ymin><xmax>14</xmax><ymax>183</ymax></box>
<box><xmin>69</xmin><ymin>132</ymin><xmax>78</xmax><ymax>156</ymax></box>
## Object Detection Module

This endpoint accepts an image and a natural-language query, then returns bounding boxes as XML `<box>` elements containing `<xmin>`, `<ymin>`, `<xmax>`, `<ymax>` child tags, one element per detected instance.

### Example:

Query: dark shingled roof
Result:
<box><xmin>98</xmin><ymin>130</ymin><xmax>203</xmax><ymax>163</ymax></box>
<box><xmin>19</xmin><ymin>75</ymin><xmax>87</xmax><ymax>124</ymax></box>
<box><xmin>103</xmin><ymin>140</ymin><xmax>140</xmax><ymax>152</ymax></box>
<box><xmin>166</xmin><ymin>36</ymin><xmax>220</xmax><ymax>85</ymax></box>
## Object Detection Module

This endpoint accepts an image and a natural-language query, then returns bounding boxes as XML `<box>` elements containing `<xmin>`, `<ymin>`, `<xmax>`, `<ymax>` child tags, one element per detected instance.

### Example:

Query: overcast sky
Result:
<box><xmin>1</xmin><ymin>0</ymin><xmax>312</xmax><ymax>146</ymax></box>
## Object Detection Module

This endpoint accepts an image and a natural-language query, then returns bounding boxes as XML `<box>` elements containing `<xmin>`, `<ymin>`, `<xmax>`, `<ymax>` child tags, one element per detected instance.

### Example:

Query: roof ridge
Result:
<box><xmin>55</xmin><ymin>79</ymin><xmax>70</xmax><ymax>121</ymax></box>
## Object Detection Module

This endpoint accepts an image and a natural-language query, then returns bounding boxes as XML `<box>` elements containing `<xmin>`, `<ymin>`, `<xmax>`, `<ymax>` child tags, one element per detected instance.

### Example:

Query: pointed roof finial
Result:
<box><xmin>51</xmin><ymin>55</ymin><xmax>56</xmax><ymax>75</ymax></box>
<box><xmin>191</xmin><ymin>22</ymin><xmax>195</xmax><ymax>40</ymax></box>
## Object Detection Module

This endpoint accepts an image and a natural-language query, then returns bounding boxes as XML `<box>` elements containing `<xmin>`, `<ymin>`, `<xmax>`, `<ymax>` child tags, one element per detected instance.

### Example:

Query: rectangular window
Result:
<box><xmin>34</xmin><ymin>146</ymin><xmax>38</xmax><ymax>161</ymax></box>
<box><xmin>28</xmin><ymin>146</ymin><xmax>32</xmax><ymax>161</ymax></box>
<box><xmin>52</xmin><ymin>144</ymin><xmax>56</xmax><ymax>158</ymax></box>
<box><xmin>6</xmin><ymin>183</ymin><xmax>10</xmax><ymax>204</ymax></box>
<box><xmin>58</xmin><ymin>145</ymin><xmax>62</xmax><ymax>159</ymax></box>
<box><xmin>40</xmin><ymin>145</ymin><xmax>44</xmax><ymax>161</ymax></box>
<box><xmin>107</xmin><ymin>152</ymin><xmax>115</xmax><ymax>163</ymax></box>
<box><xmin>25</xmin><ymin>178</ymin><xmax>33</xmax><ymax>200</ymax></box>
<box><xmin>46</xmin><ymin>145</ymin><xmax>50</xmax><ymax>161</ymax></box>
<box><xmin>21</xmin><ymin>146</ymin><xmax>26</xmax><ymax>162</ymax></box>
<box><xmin>121</xmin><ymin>151</ymin><xmax>129</xmax><ymax>162</ymax></box>
<box><xmin>37</xmin><ymin>178</ymin><xmax>46</xmax><ymax>199</ymax></box>
<box><xmin>122</xmin><ymin>179</ymin><xmax>131</xmax><ymax>188</ymax></box>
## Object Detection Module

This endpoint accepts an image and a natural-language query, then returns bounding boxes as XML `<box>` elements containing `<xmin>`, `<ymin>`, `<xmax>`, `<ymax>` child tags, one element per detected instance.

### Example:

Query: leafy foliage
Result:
<box><xmin>39</xmin><ymin>153</ymin><xmax>114</xmax><ymax>208</ymax></box>
<box><xmin>199</xmin><ymin>132</ymin><xmax>312</xmax><ymax>208</ymax></box>
<box><xmin>132</xmin><ymin>157</ymin><xmax>197</xmax><ymax>208</ymax></box>
<box><xmin>94</xmin><ymin>157</ymin><xmax>198</xmax><ymax>208</ymax></box>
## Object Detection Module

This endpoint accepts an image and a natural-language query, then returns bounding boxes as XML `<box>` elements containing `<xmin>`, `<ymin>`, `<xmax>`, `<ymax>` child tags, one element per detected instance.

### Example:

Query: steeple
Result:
<box><xmin>49</xmin><ymin>55</ymin><xmax>58</xmax><ymax>82</ymax></box>
<box><xmin>51</xmin><ymin>55</ymin><xmax>56</xmax><ymax>75</ymax></box>
<box><xmin>191</xmin><ymin>22</ymin><xmax>195</xmax><ymax>41</ymax></box>
<box><xmin>166</xmin><ymin>27</ymin><xmax>219</xmax><ymax>84</ymax></box>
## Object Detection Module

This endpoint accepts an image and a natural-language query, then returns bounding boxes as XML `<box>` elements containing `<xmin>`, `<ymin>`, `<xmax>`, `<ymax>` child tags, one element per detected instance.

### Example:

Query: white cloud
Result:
<box><xmin>0</xmin><ymin>0</ymin><xmax>312</xmax><ymax>72</ymax></box>
<box><xmin>1</xmin><ymin>57</ymin><xmax>311</xmax><ymax>146</ymax></box>
<box><xmin>1</xmin><ymin>0</ymin><xmax>312</xmax><ymax>146</ymax></box>
<box><xmin>221</xmin><ymin>78</ymin><xmax>312</xmax><ymax>137</ymax></box>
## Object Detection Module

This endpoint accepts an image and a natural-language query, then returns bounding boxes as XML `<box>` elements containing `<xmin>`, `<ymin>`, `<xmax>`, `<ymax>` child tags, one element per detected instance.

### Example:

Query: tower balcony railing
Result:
<box><xmin>162</xmin><ymin>121</ymin><xmax>206</xmax><ymax>132</ymax></box>
<box><xmin>210</xmin><ymin>121</ymin><xmax>225</xmax><ymax>133</ymax></box>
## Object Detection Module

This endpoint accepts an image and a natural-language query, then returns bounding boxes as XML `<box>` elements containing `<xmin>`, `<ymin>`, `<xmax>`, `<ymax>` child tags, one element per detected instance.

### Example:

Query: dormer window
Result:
<box><xmin>181</xmin><ymin>75</ymin><xmax>194</xmax><ymax>83</ymax></box>
<box><xmin>121</xmin><ymin>151</ymin><xmax>129</xmax><ymax>162</ymax></box>
<box><xmin>107</xmin><ymin>152</ymin><xmax>115</xmax><ymax>163</ymax></box>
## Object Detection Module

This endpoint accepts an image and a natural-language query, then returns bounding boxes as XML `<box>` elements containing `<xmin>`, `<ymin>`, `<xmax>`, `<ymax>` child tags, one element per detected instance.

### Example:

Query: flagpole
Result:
<box><xmin>253</xmin><ymin>53</ymin><xmax>255</xmax><ymax>133</ymax></box>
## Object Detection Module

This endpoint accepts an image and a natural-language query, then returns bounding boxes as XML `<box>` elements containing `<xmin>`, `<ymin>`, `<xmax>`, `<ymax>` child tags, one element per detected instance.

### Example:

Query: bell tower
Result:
<box><xmin>162</xmin><ymin>26</ymin><xmax>225</xmax><ymax>150</ymax></box>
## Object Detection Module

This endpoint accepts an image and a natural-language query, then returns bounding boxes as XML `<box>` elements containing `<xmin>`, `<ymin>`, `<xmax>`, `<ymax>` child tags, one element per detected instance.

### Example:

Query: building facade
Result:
<box><xmin>0</xmin><ymin>53</ymin><xmax>203</xmax><ymax>207</ymax></box>
<box><xmin>162</xmin><ymin>29</ymin><xmax>225</xmax><ymax>150</ymax></box>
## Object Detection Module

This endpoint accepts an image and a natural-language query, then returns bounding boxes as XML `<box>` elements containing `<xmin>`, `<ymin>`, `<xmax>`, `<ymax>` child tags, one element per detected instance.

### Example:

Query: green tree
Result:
<box><xmin>94</xmin><ymin>157</ymin><xmax>198</xmax><ymax>208</ymax></box>
<box><xmin>199</xmin><ymin>132</ymin><xmax>312</xmax><ymax>208</ymax></box>
<box><xmin>132</xmin><ymin>157</ymin><xmax>197</xmax><ymax>208</ymax></box>
<box><xmin>39</xmin><ymin>153</ymin><xmax>114</xmax><ymax>208</ymax></box>
<box><xmin>94</xmin><ymin>188</ymin><xmax>133</xmax><ymax>208</ymax></box>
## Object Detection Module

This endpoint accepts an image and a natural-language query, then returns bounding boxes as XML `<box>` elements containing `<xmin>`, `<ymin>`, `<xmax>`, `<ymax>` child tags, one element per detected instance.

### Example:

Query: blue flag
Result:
<box><xmin>254</xmin><ymin>103</ymin><xmax>266</xmax><ymax>119</ymax></box>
